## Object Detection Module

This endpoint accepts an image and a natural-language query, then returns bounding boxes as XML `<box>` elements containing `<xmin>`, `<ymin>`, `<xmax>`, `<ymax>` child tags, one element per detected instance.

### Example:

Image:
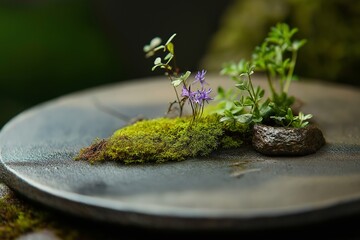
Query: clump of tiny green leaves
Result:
<box><xmin>144</xmin><ymin>34</ymin><xmax>213</xmax><ymax>122</ymax></box>
<box><xmin>218</xmin><ymin>22</ymin><xmax>312</xmax><ymax>128</ymax></box>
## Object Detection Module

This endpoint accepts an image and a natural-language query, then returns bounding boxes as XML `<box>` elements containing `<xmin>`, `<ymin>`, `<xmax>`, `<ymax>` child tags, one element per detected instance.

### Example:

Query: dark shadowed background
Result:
<box><xmin>0</xmin><ymin>0</ymin><xmax>359</xmax><ymax>127</ymax></box>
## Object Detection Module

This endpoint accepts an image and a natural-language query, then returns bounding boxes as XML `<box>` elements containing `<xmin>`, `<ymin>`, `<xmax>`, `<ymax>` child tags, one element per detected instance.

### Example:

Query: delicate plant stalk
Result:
<box><xmin>247</xmin><ymin>73</ymin><xmax>259</xmax><ymax>115</ymax></box>
<box><xmin>168</xmin><ymin>43</ymin><xmax>182</xmax><ymax>113</ymax></box>
<box><xmin>266</xmin><ymin>69</ymin><xmax>276</xmax><ymax>97</ymax></box>
<box><xmin>279</xmin><ymin>75</ymin><xmax>284</xmax><ymax>95</ymax></box>
<box><xmin>172</xmin><ymin>54</ymin><xmax>180</xmax><ymax>76</ymax></box>
<box><xmin>167</xmin><ymin>70</ymin><xmax>184</xmax><ymax>117</ymax></box>
<box><xmin>200</xmin><ymin>104</ymin><xmax>205</xmax><ymax>118</ymax></box>
<box><xmin>284</xmin><ymin>50</ymin><xmax>298</xmax><ymax>93</ymax></box>
<box><xmin>189</xmin><ymin>96</ymin><xmax>196</xmax><ymax>121</ymax></box>
<box><xmin>174</xmin><ymin>86</ymin><xmax>183</xmax><ymax>116</ymax></box>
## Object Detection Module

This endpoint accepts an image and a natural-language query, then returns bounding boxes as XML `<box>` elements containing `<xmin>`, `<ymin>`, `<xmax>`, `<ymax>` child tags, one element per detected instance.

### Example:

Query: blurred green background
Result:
<box><xmin>0</xmin><ymin>0</ymin><xmax>359</xmax><ymax>128</ymax></box>
<box><xmin>201</xmin><ymin>0</ymin><xmax>360</xmax><ymax>86</ymax></box>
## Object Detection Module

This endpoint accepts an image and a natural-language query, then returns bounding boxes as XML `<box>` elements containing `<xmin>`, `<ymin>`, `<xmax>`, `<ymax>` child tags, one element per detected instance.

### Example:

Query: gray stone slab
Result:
<box><xmin>1</xmin><ymin>75</ymin><xmax>360</xmax><ymax>230</ymax></box>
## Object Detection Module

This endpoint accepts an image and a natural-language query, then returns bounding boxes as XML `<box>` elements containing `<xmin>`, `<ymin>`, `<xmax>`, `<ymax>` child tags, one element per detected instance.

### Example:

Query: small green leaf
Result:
<box><xmin>232</xmin><ymin>106</ymin><xmax>243</xmax><ymax>115</ymax></box>
<box><xmin>223</xmin><ymin>110</ymin><xmax>234</xmax><ymax>117</ymax></box>
<box><xmin>236</xmin><ymin>83</ymin><xmax>247</xmax><ymax>91</ymax></box>
<box><xmin>239</xmin><ymin>72</ymin><xmax>248</xmax><ymax>78</ymax></box>
<box><xmin>282</xmin><ymin>58</ymin><xmax>291</xmax><ymax>68</ymax></box>
<box><xmin>181</xmin><ymin>71</ymin><xmax>191</xmax><ymax>81</ymax></box>
<box><xmin>299</xmin><ymin>112</ymin><xmax>312</xmax><ymax>121</ymax></box>
<box><xmin>286</xmin><ymin>108</ymin><xmax>294</xmax><ymax>120</ymax></box>
<box><xmin>143</xmin><ymin>45</ymin><xmax>151</xmax><ymax>52</ymax></box>
<box><xmin>304</xmin><ymin>114</ymin><xmax>313</xmax><ymax>120</ymax></box>
<box><xmin>217</xmin><ymin>86</ymin><xmax>225</xmax><ymax>99</ymax></box>
<box><xmin>252</xmin><ymin>116</ymin><xmax>263</xmax><ymax>123</ymax></box>
<box><xmin>289</xmin><ymin>28</ymin><xmax>298</xmax><ymax>38</ymax></box>
<box><xmin>166</xmin><ymin>42</ymin><xmax>175</xmax><ymax>54</ymax></box>
<box><xmin>225</xmin><ymin>101</ymin><xmax>233</xmax><ymax>110</ymax></box>
<box><xmin>164</xmin><ymin>53</ymin><xmax>173</xmax><ymax>61</ymax></box>
<box><xmin>151</xmin><ymin>65</ymin><xmax>159</xmax><ymax>71</ymax></box>
<box><xmin>144</xmin><ymin>37</ymin><xmax>162</xmax><ymax>55</ymax></box>
<box><xmin>233</xmin><ymin>100</ymin><xmax>241</xmax><ymax>106</ymax></box>
<box><xmin>145</xmin><ymin>51</ymin><xmax>155</xmax><ymax>58</ymax></box>
<box><xmin>255</xmin><ymin>87</ymin><xmax>265</xmax><ymax>98</ymax></box>
<box><xmin>270</xmin><ymin>115</ymin><xmax>286</xmax><ymax>121</ymax></box>
<box><xmin>220</xmin><ymin>116</ymin><xmax>233</xmax><ymax>123</ymax></box>
<box><xmin>150</xmin><ymin>37</ymin><xmax>162</xmax><ymax>47</ymax></box>
<box><xmin>301</xmin><ymin>121</ymin><xmax>309</xmax><ymax>127</ymax></box>
<box><xmin>236</xmin><ymin>114</ymin><xmax>252</xmax><ymax>124</ymax></box>
<box><xmin>243</xmin><ymin>97</ymin><xmax>253</xmax><ymax>106</ymax></box>
<box><xmin>171</xmin><ymin>79</ymin><xmax>183</xmax><ymax>87</ymax></box>
<box><xmin>237</xmin><ymin>59</ymin><xmax>246</xmax><ymax>72</ymax></box>
<box><xmin>292</xmin><ymin>39</ymin><xmax>307</xmax><ymax>50</ymax></box>
<box><xmin>248</xmin><ymin>64</ymin><xmax>255</xmax><ymax>75</ymax></box>
<box><xmin>171</xmin><ymin>71</ymin><xmax>191</xmax><ymax>87</ymax></box>
<box><xmin>260</xmin><ymin>99</ymin><xmax>272</xmax><ymax>117</ymax></box>
<box><xmin>217</xmin><ymin>86</ymin><xmax>225</xmax><ymax>97</ymax></box>
<box><xmin>154</xmin><ymin>57</ymin><xmax>162</xmax><ymax>65</ymax></box>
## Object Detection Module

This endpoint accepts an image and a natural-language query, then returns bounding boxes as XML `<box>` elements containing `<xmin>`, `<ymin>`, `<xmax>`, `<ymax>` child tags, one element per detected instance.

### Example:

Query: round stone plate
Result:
<box><xmin>1</xmin><ymin>76</ymin><xmax>360</xmax><ymax>230</ymax></box>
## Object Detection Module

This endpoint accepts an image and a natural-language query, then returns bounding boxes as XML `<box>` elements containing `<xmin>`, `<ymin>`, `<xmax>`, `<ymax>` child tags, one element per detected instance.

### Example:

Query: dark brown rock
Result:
<box><xmin>252</xmin><ymin>124</ymin><xmax>326</xmax><ymax>156</ymax></box>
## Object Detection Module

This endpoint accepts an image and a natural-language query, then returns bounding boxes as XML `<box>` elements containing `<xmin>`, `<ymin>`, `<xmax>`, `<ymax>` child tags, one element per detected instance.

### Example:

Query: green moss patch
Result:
<box><xmin>0</xmin><ymin>191</ymin><xmax>79</xmax><ymax>240</ymax></box>
<box><xmin>76</xmin><ymin>114</ymin><xmax>250</xmax><ymax>164</ymax></box>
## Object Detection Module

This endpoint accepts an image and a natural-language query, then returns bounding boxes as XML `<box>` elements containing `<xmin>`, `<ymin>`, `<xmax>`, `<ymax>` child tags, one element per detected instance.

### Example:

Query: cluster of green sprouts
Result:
<box><xmin>218</xmin><ymin>22</ymin><xmax>312</xmax><ymax>128</ymax></box>
<box><xmin>144</xmin><ymin>34</ymin><xmax>213</xmax><ymax>122</ymax></box>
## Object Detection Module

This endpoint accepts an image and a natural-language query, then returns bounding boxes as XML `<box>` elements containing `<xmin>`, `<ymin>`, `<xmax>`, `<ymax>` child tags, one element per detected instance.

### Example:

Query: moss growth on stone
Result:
<box><xmin>76</xmin><ymin>114</ymin><xmax>250</xmax><ymax>164</ymax></box>
<box><xmin>0</xmin><ymin>191</ymin><xmax>79</xmax><ymax>240</ymax></box>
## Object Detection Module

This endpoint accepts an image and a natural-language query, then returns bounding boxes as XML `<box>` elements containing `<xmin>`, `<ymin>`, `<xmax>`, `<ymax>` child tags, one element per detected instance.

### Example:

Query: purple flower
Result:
<box><xmin>193</xmin><ymin>70</ymin><xmax>207</xmax><ymax>87</ymax></box>
<box><xmin>182</xmin><ymin>83</ymin><xmax>213</xmax><ymax>108</ymax></box>
<box><xmin>181</xmin><ymin>85</ymin><xmax>192</xmax><ymax>98</ymax></box>
<box><xmin>193</xmin><ymin>88</ymin><xmax>213</xmax><ymax>106</ymax></box>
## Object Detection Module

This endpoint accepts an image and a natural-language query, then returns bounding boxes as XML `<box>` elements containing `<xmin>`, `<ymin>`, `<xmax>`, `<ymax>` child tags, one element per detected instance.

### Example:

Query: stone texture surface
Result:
<box><xmin>252</xmin><ymin>124</ymin><xmax>326</xmax><ymax>156</ymax></box>
<box><xmin>0</xmin><ymin>75</ymin><xmax>359</xmax><ymax>233</ymax></box>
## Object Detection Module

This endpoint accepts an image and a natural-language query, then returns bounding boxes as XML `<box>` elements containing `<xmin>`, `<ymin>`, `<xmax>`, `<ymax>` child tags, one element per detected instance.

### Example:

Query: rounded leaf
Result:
<box><xmin>150</xmin><ymin>37</ymin><xmax>162</xmax><ymax>48</ymax></box>
<box><xmin>154</xmin><ymin>57</ymin><xmax>162</xmax><ymax>65</ymax></box>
